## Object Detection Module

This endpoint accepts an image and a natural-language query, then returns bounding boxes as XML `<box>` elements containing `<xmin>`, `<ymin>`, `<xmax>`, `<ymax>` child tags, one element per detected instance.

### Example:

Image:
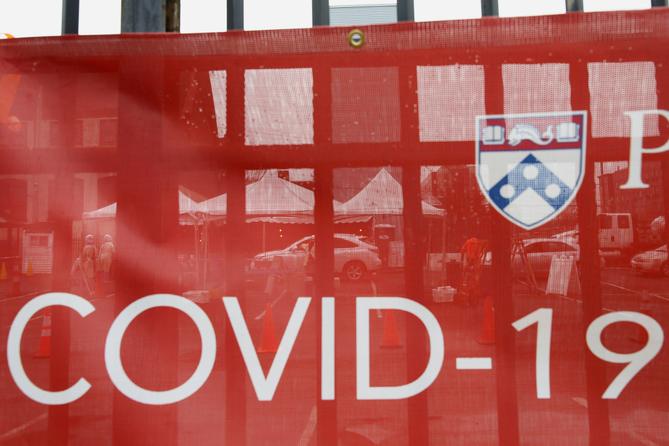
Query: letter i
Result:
<box><xmin>321</xmin><ymin>297</ymin><xmax>335</xmax><ymax>400</ymax></box>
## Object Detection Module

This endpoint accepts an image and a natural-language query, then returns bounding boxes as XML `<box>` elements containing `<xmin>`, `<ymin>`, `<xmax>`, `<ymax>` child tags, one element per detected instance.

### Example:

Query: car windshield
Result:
<box><xmin>525</xmin><ymin>241</ymin><xmax>576</xmax><ymax>253</ymax></box>
<box><xmin>287</xmin><ymin>237</ymin><xmax>312</xmax><ymax>251</ymax></box>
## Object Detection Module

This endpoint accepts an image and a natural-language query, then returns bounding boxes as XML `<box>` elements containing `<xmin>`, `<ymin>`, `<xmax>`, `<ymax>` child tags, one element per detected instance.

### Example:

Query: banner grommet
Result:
<box><xmin>347</xmin><ymin>29</ymin><xmax>365</xmax><ymax>48</ymax></box>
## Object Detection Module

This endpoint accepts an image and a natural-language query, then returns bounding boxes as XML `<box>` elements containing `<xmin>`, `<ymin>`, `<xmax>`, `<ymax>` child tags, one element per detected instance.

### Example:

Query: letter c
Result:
<box><xmin>7</xmin><ymin>293</ymin><xmax>95</xmax><ymax>405</ymax></box>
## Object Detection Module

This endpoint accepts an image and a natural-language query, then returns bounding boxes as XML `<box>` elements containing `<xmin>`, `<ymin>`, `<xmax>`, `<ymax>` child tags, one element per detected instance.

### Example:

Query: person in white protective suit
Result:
<box><xmin>71</xmin><ymin>234</ymin><xmax>97</xmax><ymax>298</ymax></box>
<box><xmin>98</xmin><ymin>234</ymin><xmax>115</xmax><ymax>280</ymax></box>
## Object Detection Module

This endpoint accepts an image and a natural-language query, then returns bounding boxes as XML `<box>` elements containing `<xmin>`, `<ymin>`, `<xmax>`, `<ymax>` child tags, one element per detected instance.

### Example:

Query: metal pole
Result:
<box><xmin>311</xmin><ymin>0</ymin><xmax>336</xmax><ymax>423</ymax></box>
<box><xmin>50</xmin><ymin>5</ymin><xmax>78</xmax><ymax>442</ymax></box>
<box><xmin>481</xmin><ymin>0</ymin><xmax>499</xmax><ymax>17</ymax></box>
<box><xmin>166</xmin><ymin>0</ymin><xmax>180</xmax><ymax>32</ymax></box>
<box><xmin>61</xmin><ymin>0</ymin><xmax>80</xmax><ymax>35</ymax></box>
<box><xmin>312</xmin><ymin>0</ymin><xmax>329</xmax><ymax>26</ymax></box>
<box><xmin>397</xmin><ymin>60</ymin><xmax>430</xmax><ymax>444</ymax></box>
<box><xmin>565</xmin><ymin>28</ymin><xmax>612</xmax><ymax>446</ymax></box>
<box><xmin>48</xmin><ymin>79</ymin><xmax>77</xmax><ymax>446</ymax></box>
<box><xmin>224</xmin><ymin>67</ymin><xmax>248</xmax><ymax>446</ymax></box>
<box><xmin>228</xmin><ymin>0</ymin><xmax>244</xmax><ymax>30</ymax></box>
<box><xmin>311</xmin><ymin>2</ymin><xmax>336</xmax><ymax>442</ymax></box>
<box><xmin>121</xmin><ymin>0</ymin><xmax>166</xmax><ymax>32</ymax></box>
<box><xmin>397</xmin><ymin>0</ymin><xmax>414</xmax><ymax>22</ymax></box>
<box><xmin>401</xmin><ymin>165</ymin><xmax>431</xmax><ymax>445</ymax></box>
<box><xmin>569</xmin><ymin>63</ymin><xmax>611</xmax><ymax>446</ymax></box>
<box><xmin>484</xmin><ymin>63</ymin><xmax>520</xmax><ymax>446</ymax></box>
<box><xmin>113</xmin><ymin>57</ymin><xmax>181</xmax><ymax>446</ymax></box>
<box><xmin>113</xmin><ymin>3</ymin><xmax>180</xmax><ymax>445</ymax></box>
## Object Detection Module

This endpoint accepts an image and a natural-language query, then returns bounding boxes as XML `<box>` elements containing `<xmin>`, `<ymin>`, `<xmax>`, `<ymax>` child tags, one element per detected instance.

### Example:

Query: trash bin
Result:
<box><xmin>374</xmin><ymin>224</ymin><xmax>395</xmax><ymax>268</ymax></box>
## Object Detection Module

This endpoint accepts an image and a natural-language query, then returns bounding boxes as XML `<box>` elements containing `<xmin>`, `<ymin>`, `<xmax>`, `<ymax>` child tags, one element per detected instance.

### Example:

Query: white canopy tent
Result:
<box><xmin>335</xmin><ymin>168</ymin><xmax>445</xmax><ymax>268</ymax></box>
<box><xmin>194</xmin><ymin>171</ymin><xmax>318</xmax><ymax>265</ymax></box>
<box><xmin>82</xmin><ymin>172</ymin><xmax>320</xmax><ymax>220</ymax></box>
<box><xmin>197</xmin><ymin>170</ymin><xmax>315</xmax><ymax>215</ymax></box>
<box><xmin>336</xmin><ymin>168</ymin><xmax>444</xmax><ymax>216</ymax></box>
<box><xmin>82</xmin><ymin>191</ymin><xmax>203</xmax><ymax>224</ymax></box>
<box><xmin>82</xmin><ymin>202</ymin><xmax>116</xmax><ymax>219</ymax></box>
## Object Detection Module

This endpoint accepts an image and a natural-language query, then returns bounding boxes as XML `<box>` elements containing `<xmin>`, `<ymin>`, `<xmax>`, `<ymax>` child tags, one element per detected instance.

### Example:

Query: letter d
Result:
<box><xmin>356</xmin><ymin>297</ymin><xmax>444</xmax><ymax>400</ymax></box>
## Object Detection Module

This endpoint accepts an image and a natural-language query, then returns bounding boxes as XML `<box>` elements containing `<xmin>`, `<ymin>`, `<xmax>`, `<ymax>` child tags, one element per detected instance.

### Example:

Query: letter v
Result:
<box><xmin>223</xmin><ymin>297</ymin><xmax>310</xmax><ymax>401</ymax></box>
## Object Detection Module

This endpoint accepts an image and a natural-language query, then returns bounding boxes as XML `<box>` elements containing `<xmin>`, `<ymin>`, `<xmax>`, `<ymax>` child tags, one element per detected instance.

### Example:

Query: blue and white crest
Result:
<box><xmin>475</xmin><ymin>111</ymin><xmax>587</xmax><ymax>230</ymax></box>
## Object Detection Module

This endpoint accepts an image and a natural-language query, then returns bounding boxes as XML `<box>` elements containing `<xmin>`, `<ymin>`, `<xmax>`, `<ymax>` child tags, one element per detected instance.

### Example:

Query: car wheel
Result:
<box><xmin>661</xmin><ymin>262</ymin><xmax>669</xmax><ymax>278</ymax></box>
<box><xmin>343</xmin><ymin>261</ymin><xmax>366</xmax><ymax>282</ymax></box>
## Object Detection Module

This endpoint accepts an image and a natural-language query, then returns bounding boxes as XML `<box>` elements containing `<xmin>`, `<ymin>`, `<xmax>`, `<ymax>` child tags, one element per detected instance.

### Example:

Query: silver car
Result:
<box><xmin>631</xmin><ymin>245</ymin><xmax>668</xmax><ymax>276</ymax></box>
<box><xmin>514</xmin><ymin>238</ymin><xmax>580</xmax><ymax>277</ymax></box>
<box><xmin>251</xmin><ymin>234</ymin><xmax>382</xmax><ymax>281</ymax></box>
<box><xmin>479</xmin><ymin>238</ymin><xmax>582</xmax><ymax>277</ymax></box>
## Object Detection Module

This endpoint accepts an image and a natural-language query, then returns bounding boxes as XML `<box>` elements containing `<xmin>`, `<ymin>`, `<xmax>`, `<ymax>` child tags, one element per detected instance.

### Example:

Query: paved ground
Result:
<box><xmin>1</xmin><ymin>266</ymin><xmax>668</xmax><ymax>445</ymax></box>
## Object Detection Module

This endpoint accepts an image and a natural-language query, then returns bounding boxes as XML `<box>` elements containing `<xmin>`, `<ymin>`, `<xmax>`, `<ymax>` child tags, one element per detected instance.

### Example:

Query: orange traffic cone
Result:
<box><xmin>0</xmin><ymin>262</ymin><xmax>6</xmax><ymax>281</ymax></box>
<box><xmin>380</xmin><ymin>310</ymin><xmax>402</xmax><ymax>349</ymax></box>
<box><xmin>257</xmin><ymin>304</ymin><xmax>278</xmax><ymax>354</ymax></box>
<box><xmin>477</xmin><ymin>296</ymin><xmax>495</xmax><ymax>345</ymax></box>
<box><xmin>34</xmin><ymin>311</ymin><xmax>52</xmax><ymax>358</ymax></box>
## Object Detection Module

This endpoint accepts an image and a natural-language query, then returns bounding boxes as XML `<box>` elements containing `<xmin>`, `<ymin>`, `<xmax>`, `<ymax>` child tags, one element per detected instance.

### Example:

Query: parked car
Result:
<box><xmin>552</xmin><ymin>229</ymin><xmax>579</xmax><ymax>243</ymax></box>
<box><xmin>482</xmin><ymin>238</ymin><xmax>583</xmax><ymax>277</ymax></box>
<box><xmin>514</xmin><ymin>238</ymin><xmax>581</xmax><ymax>277</ymax></box>
<box><xmin>251</xmin><ymin>233</ymin><xmax>382</xmax><ymax>281</ymax></box>
<box><xmin>552</xmin><ymin>229</ymin><xmax>615</xmax><ymax>265</ymax></box>
<box><xmin>631</xmin><ymin>245</ymin><xmax>668</xmax><ymax>277</ymax></box>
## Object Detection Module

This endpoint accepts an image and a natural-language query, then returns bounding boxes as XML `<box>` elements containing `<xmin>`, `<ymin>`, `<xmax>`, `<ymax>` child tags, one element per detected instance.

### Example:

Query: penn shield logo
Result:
<box><xmin>475</xmin><ymin>111</ymin><xmax>587</xmax><ymax>230</ymax></box>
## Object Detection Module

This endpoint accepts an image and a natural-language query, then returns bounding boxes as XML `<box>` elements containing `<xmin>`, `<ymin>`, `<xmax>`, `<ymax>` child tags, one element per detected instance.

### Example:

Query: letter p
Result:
<box><xmin>620</xmin><ymin>109</ymin><xmax>669</xmax><ymax>190</ymax></box>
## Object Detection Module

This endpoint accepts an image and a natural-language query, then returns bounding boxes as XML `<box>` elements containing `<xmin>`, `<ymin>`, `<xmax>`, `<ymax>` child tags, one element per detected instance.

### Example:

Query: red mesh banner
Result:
<box><xmin>1</xmin><ymin>9</ymin><xmax>669</xmax><ymax>445</ymax></box>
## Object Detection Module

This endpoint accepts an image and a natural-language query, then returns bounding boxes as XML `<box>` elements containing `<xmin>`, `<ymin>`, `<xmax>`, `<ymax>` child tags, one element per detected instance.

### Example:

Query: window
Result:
<box><xmin>545</xmin><ymin>242</ymin><xmax>576</xmax><ymax>252</ymax></box>
<box><xmin>598</xmin><ymin>214</ymin><xmax>613</xmax><ymax>229</ymax></box>
<box><xmin>525</xmin><ymin>241</ymin><xmax>576</xmax><ymax>254</ymax></box>
<box><xmin>498</xmin><ymin>0</ymin><xmax>565</xmax><ymax>17</ymax></box>
<box><xmin>30</xmin><ymin>234</ymin><xmax>49</xmax><ymax>247</ymax></box>
<box><xmin>583</xmin><ymin>0</ymin><xmax>651</xmax><ymax>12</ymax></box>
<box><xmin>99</xmin><ymin>119</ymin><xmax>118</xmax><ymax>147</ymax></box>
<box><xmin>0</xmin><ymin>0</ymin><xmax>62</xmax><ymax>37</ymax></box>
<box><xmin>414</xmin><ymin>0</ymin><xmax>481</xmax><ymax>21</ymax></box>
<box><xmin>245</xmin><ymin>0</ymin><xmax>311</xmax><ymax>30</ymax></box>
<box><xmin>79</xmin><ymin>0</ymin><xmax>121</xmax><ymax>35</ymax></box>
<box><xmin>330</xmin><ymin>0</ymin><xmax>397</xmax><ymax>26</ymax></box>
<box><xmin>245</xmin><ymin>69</ymin><xmax>314</xmax><ymax>146</ymax></box>
<box><xmin>334</xmin><ymin>237</ymin><xmax>358</xmax><ymax>248</ymax></box>
<box><xmin>525</xmin><ymin>242</ymin><xmax>550</xmax><ymax>254</ymax></box>
<box><xmin>180</xmin><ymin>0</ymin><xmax>227</xmax><ymax>33</ymax></box>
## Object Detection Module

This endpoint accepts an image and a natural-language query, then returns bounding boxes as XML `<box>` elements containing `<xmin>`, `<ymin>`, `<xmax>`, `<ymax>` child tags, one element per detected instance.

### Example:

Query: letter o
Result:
<box><xmin>104</xmin><ymin>294</ymin><xmax>216</xmax><ymax>405</ymax></box>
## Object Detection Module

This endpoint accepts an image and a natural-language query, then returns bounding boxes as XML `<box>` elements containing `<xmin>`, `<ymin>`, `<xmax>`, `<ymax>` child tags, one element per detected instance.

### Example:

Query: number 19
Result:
<box><xmin>513</xmin><ymin>309</ymin><xmax>664</xmax><ymax>399</ymax></box>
